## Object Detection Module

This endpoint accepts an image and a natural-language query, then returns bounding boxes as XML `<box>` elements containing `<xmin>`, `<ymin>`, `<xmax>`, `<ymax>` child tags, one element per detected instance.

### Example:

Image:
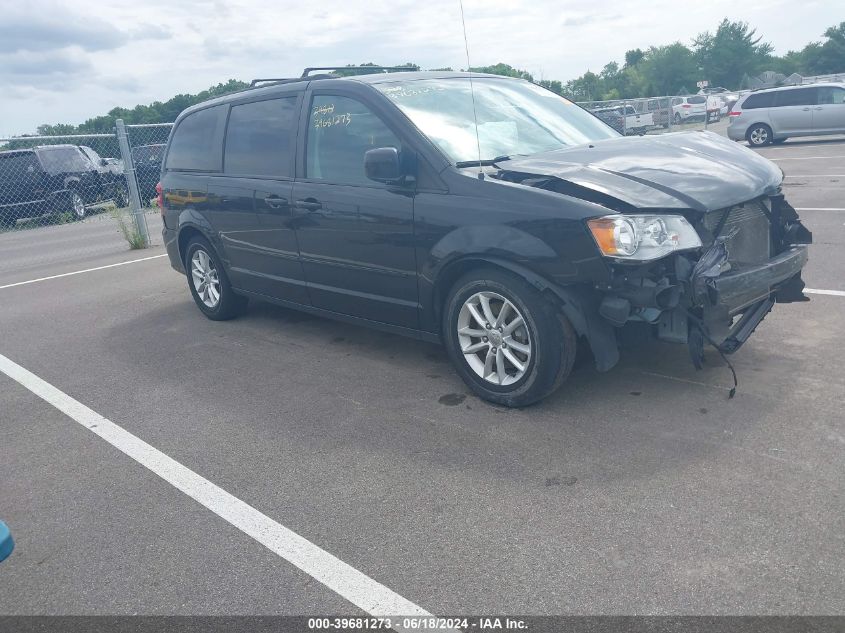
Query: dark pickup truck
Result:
<box><xmin>0</xmin><ymin>144</ymin><xmax>127</xmax><ymax>227</ymax></box>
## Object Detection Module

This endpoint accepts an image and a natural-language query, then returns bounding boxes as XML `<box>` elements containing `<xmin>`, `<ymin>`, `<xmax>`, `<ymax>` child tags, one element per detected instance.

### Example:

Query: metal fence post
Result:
<box><xmin>622</xmin><ymin>99</ymin><xmax>628</xmax><ymax>136</ymax></box>
<box><xmin>115</xmin><ymin>119</ymin><xmax>149</xmax><ymax>247</ymax></box>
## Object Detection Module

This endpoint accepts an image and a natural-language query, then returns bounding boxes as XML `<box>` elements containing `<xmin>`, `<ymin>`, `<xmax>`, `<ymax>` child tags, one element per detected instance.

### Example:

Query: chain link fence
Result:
<box><xmin>0</xmin><ymin>122</ymin><xmax>173</xmax><ymax>268</ymax></box>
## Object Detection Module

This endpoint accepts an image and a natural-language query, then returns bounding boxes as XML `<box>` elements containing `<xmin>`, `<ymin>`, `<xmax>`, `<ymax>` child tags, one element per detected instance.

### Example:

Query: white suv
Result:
<box><xmin>671</xmin><ymin>96</ymin><xmax>707</xmax><ymax>123</ymax></box>
<box><xmin>727</xmin><ymin>83</ymin><xmax>845</xmax><ymax>146</ymax></box>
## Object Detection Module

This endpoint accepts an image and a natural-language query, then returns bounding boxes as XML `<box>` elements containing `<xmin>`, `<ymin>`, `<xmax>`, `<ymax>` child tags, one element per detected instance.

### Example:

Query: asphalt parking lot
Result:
<box><xmin>1</xmin><ymin>135</ymin><xmax>843</xmax><ymax>621</ymax></box>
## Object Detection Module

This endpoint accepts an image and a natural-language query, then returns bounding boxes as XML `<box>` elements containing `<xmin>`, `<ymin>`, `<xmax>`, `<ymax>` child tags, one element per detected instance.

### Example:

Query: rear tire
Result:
<box><xmin>747</xmin><ymin>123</ymin><xmax>773</xmax><ymax>146</ymax></box>
<box><xmin>184</xmin><ymin>236</ymin><xmax>248</xmax><ymax>321</ymax></box>
<box><xmin>442</xmin><ymin>268</ymin><xmax>576</xmax><ymax>407</ymax></box>
<box><xmin>67</xmin><ymin>189</ymin><xmax>86</xmax><ymax>221</ymax></box>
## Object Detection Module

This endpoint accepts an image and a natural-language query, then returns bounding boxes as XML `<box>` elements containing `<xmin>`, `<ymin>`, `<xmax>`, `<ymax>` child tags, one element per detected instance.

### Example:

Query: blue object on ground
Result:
<box><xmin>0</xmin><ymin>521</ymin><xmax>13</xmax><ymax>562</ymax></box>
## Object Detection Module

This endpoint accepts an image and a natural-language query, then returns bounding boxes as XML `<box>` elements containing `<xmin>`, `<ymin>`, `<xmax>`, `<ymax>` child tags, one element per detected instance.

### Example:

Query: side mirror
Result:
<box><xmin>100</xmin><ymin>158</ymin><xmax>108</xmax><ymax>166</ymax></box>
<box><xmin>364</xmin><ymin>147</ymin><xmax>402</xmax><ymax>184</ymax></box>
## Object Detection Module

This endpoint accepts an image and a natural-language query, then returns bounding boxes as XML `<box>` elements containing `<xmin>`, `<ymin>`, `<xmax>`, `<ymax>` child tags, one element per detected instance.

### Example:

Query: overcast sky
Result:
<box><xmin>0</xmin><ymin>0</ymin><xmax>840</xmax><ymax>135</ymax></box>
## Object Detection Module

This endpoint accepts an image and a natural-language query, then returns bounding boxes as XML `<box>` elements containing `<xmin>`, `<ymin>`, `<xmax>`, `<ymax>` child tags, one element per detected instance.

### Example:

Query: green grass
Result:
<box><xmin>109</xmin><ymin>208</ymin><xmax>148</xmax><ymax>249</ymax></box>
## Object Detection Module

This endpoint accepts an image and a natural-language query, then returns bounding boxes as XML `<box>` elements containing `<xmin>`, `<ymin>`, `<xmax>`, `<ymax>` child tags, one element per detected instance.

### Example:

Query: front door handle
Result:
<box><xmin>264</xmin><ymin>195</ymin><xmax>288</xmax><ymax>209</ymax></box>
<box><xmin>802</xmin><ymin>107</ymin><xmax>811</xmax><ymax>111</ymax></box>
<box><xmin>294</xmin><ymin>199</ymin><xmax>322</xmax><ymax>212</ymax></box>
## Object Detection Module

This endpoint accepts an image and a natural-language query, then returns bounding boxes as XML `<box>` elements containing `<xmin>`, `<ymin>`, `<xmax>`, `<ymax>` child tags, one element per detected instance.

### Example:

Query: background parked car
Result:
<box><xmin>671</xmin><ymin>95</ymin><xmax>707</xmax><ymax>123</ymax></box>
<box><xmin>643</xmin><ymin>97</ymin><xmax>672</xmax><ymax>128</ymax></box>
<box><xmin>0</xmin><ymin>145</ymin><xmax>127</xmax><ymax>227</ymax></box>
<box><xmin>727</xmin><ymin>83</ymin><xmax>845</xmax><ymax>146</ymax></box>
<box><xmin>591</xmin><ymin>105</ymin><xmax>653</xmax><ymax>134</ymax></box>
<box><xmin>130</xmin><ymin>143</ymin><xmax>165</xmax><ymax>203</ymax></box>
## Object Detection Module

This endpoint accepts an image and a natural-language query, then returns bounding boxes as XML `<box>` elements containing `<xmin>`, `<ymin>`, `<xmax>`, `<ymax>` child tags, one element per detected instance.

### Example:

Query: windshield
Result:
<box><xmin>35</xmin><ymin>147</ymin><xmax>91</xmax><ymax>174</ymax></box>
<box><xmin>376</xmin><ymin>77</ymin><xmax>618</xmax><ymax>164</ymax></box>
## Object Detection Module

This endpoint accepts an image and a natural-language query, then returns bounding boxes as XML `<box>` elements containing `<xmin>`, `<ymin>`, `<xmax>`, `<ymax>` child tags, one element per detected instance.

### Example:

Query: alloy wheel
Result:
<box><xmin>457</xmin><ymin>291</ymin><xmax>532</xmax><ymax>386</ymax></box>
<box><xmin>191</xmin><ymin>249</ymin><xmax>221</xmax><ymax>308</ymax></box>
<box><xmin>71</xmin><ymin>192</ymin><xmax>85</xmax><ymax>219</ymax></box>
<box><xmin>749</xmin><ymin>126</ymin><xmax>769</xmax><ymax>145</ymax></box>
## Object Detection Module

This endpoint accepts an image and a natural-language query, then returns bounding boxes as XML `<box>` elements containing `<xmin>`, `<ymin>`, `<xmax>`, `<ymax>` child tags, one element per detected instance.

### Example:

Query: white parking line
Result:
<box><xmin>0</xmin><ymin>352</ymin><xmax>432</xmax><ymax>624</ymax></box>
<box><xmin>805</xmin><ymin>288</ymin><xmax>845</xmax><ymax>297</ymax></box>
<box><xmin>769</xmin><ymin>156</ymin><xmax>845</xmax><ymax>161</ymax></box>
<box><xmin>783</xmin><ymin>174</ymin><xmax>845</xmax><ymax>178</ymax></box>
<box><xmin>795</xmin><ymin>208</ymin><xmax>845</xmax><ymax>211</ymax></box>
<box><xmin>0</xmin><ymin>254</ymin><xmax>168</xmax><ymax>290</ymax></box>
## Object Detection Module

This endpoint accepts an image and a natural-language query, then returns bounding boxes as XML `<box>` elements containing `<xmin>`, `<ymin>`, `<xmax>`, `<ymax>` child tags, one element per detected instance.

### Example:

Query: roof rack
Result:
<box><xmin>300</xmin><ymin>65</ymin><xmax>419</xmax><ymax>78</ymax></box>
<box><xmin>249</xmin><ymin>78</ymin><xmax>302</xmax><ymax>88</ymax></box>
<box><xmin>249</xmin><ymin>66</ymin><xmax>420</xmax><ymax>89</ymax></box>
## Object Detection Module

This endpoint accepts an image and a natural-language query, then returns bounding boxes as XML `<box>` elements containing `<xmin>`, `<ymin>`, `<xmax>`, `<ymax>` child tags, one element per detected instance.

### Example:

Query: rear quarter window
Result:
<box><xmin>742</xmin><ymin>92</ymin><xmax>775</xmax><ymax>109</ymax></box>
<box><xmin>165</xmin><ymin>105</ymin><xmax>226</xmax><ymax>171</ymax></box>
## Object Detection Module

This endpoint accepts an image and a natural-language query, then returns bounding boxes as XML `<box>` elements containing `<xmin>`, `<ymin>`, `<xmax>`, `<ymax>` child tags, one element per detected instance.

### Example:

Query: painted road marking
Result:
<box><xmin>783</xmin><ymin>174</ymin><xmax>845</xmax><ymax>178</ymax></box>
<box><xmin>0</xmin><ymin>254</ymin><xmax>168</xmax><ymax>290</ymax></box>
<box><xmin>0</xmin><ymin>352</ymin><xmax>433</xmax><ymax>625</ymax></box>
<box><xmin>805</xmin><ymin>288</ymin><xmax>845</xmax><ymax>297</ymax></box>
<box><xmin>795</xmin><ymin>208</ymin><xmax>845</xmax><ymax>211</ymax></box>
<box><xmin>769</xmin><ymin>156</ymin><xmax>845</xmax><ymax>161</ymax></box>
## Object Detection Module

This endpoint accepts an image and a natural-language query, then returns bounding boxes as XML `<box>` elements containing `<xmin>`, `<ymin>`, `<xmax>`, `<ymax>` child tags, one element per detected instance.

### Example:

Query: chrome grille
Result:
<box><xmin>703</xmin><ymin>199</ymin><xmax>771</xmax><ymax>266</ymax></box>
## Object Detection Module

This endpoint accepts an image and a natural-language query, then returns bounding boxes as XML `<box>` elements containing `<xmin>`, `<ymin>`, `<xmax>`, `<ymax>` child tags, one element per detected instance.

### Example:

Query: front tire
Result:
<box><xmin>67</xmin><ymin>190</ymin><xmax>86</xmax><ymax>221</ymax></box>
<box><xmin>442</xmin><ymin>269</ymin><xmax>576</xmax><ymax>407</ymax></box>
<box><xmin>184</xmin><ymin>236</ymin><xmax>247</xmax><ymax>321</ymax></box>
<box><xmin>747</xmin><ymin>124</ymin><xmax>772</xmax><ymax>146</ymax></box>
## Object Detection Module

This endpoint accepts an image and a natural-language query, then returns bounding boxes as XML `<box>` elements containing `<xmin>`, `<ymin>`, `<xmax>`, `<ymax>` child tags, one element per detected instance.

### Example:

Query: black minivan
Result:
<box><xmin>160</xmin><ymin>69</ymin><xmax>811</xmax><ymax>406</ymax></box>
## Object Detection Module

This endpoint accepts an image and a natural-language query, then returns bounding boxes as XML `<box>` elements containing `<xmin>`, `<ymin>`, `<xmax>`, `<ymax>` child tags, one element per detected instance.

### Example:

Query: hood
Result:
<box><xmin>493</xmin><ymin>131</ymin><xmax>782</xmax><ymax>213</ymax></box>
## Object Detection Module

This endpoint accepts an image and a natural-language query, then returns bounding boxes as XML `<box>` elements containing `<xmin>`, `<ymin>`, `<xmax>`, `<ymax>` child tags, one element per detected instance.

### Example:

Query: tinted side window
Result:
<box><xmin>742</xmin><ymin>92</ymin><xmax>775</xmax><ymax>109</ymax></box>
<box><xmin>306</xmin><ymin>95</ymin><xmax>400</xmax><ymax>186</ymax></box>
<box><xmin>818</xmin><ymin>87</ymin><xmax>845</xmax><ymax>105</ymax></box>
<box><xmin>0</xmin><ymin>153</ymin><xmax>41</xmax><ymax>182</ymax></box>
<box><xmin>224</xmin><ymin>97</ymin><xmax>297</xmax><ymax>177</ymax></box>
<box><xmin>166</xmin><ymin>105</ymin><xmax>226</xmax><ymax>171</ymax></box>
<box><xmin>774</xmin><ymin>88</ymin><xmax>815</xmax><ymax>107</ymax></box>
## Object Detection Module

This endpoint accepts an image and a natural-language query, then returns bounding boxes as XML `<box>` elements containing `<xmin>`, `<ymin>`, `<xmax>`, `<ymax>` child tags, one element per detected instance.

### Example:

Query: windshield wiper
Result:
<box><xmin>455</xmin><ymin>155</ymin><xmax>512</xmax><ymax>168</ymax></box>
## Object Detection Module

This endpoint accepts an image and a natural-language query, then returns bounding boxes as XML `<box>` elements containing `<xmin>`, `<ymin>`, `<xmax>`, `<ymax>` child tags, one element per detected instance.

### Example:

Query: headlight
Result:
<box><xmin>587</xmin><ymin>214</ymin><xmax>702</xmax><ymax>261</ymax></box>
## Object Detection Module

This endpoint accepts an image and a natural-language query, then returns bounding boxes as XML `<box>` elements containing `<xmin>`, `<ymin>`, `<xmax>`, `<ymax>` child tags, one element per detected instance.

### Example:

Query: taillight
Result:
<box><xmin>156</xmin><ymin>182</ymin><xmax>163</xmax><ymax>213</ymax></box>
<box><xmin>729</xmin><ymin>111</ymin><xmax>742</xmax><ymax>117</ymax></box>
<box><xmin>682</xmin><ymin>104</ymin><xmax>691</xmax><ymax>108</ymax></box>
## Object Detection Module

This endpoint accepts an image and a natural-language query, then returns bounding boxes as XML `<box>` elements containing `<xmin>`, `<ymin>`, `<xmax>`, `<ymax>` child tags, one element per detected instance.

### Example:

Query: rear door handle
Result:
<box><xmin>802</xmin><ymin>107</ymin><xmax>811</xmax><ymax>111</ymax></box>
<box><xmin>264</xmin><ymin>195</ymin><xmax>288</xmax><ymax>209</ymax></box>
<box><xmin>294</xmin><ymin>199</ymin><xmax>322</xmax><ymax>212</ymax></box>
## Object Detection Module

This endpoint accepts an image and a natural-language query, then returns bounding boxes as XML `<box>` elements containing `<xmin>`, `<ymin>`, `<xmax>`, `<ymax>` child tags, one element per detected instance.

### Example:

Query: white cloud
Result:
<box><xmin>0</xmin><ymin>0</ymin><xmax>841</xmax><ymax>135</ymax></box>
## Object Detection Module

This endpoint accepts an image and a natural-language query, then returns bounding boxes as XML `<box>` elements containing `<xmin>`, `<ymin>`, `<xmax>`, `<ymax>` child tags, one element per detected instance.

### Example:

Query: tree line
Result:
<box><xmin>27</xmin><ymin>19</ymin><xmax>845</xmax><ymax>137</ymax></box>
<box><xmin>489</xmin><ymin>19</ymin><xmax>844</xmax><ymax>101</ymax></box>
